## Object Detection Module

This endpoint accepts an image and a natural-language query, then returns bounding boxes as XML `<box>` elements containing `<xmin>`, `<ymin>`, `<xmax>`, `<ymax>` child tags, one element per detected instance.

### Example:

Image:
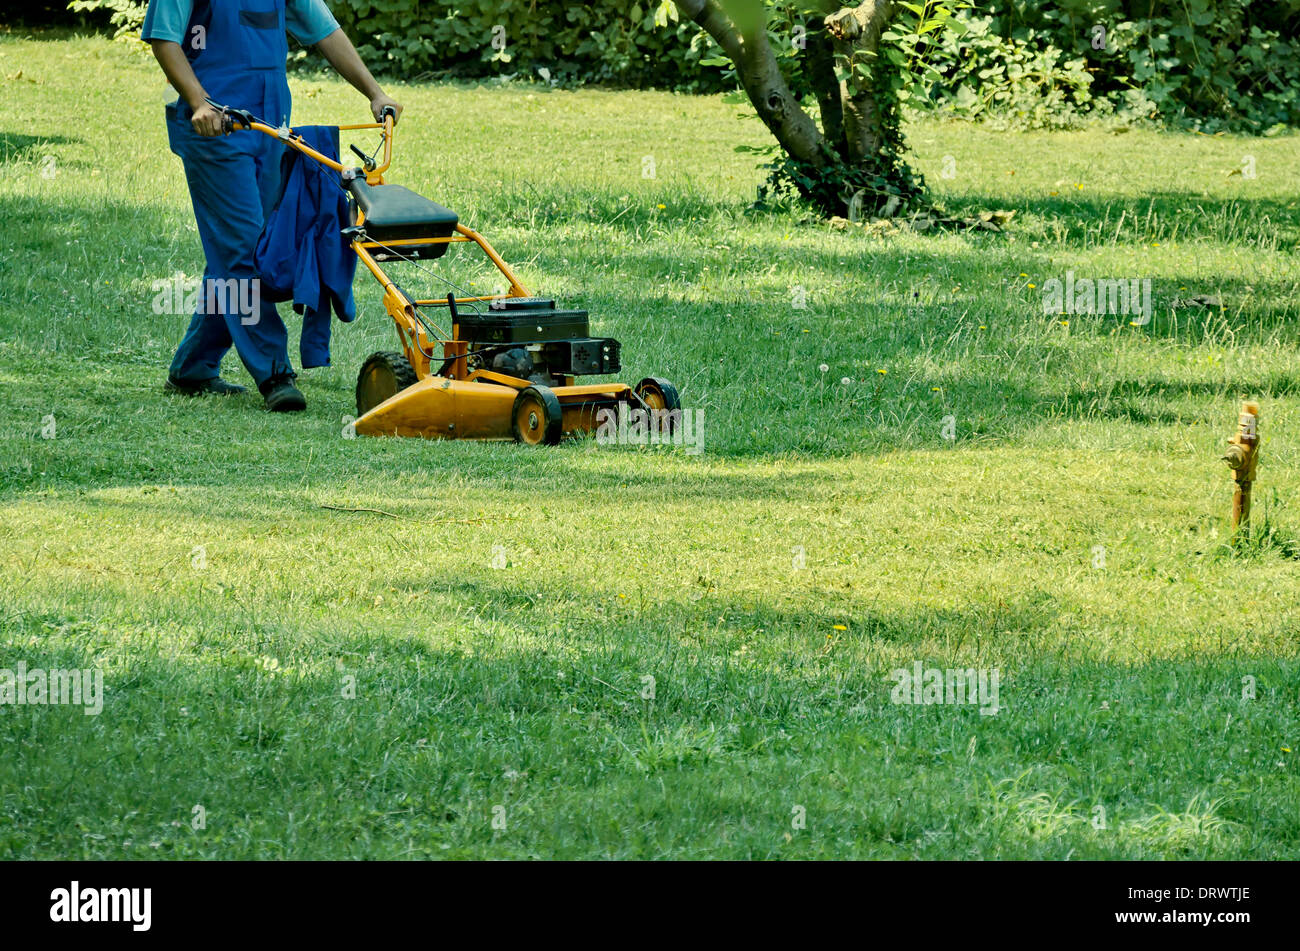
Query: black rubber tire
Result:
<box><xmin>512</xmin><ymin>385</ymin><xmax>563</xmax><ymax>446</ymax></box>
<box><xmin>634</xmin><ymin>377</ymin><xmax>681</xmax><ymax>412</ymax></box>
<box><xmin>356</xmin><ymin>351</ymin><xmax>417</xmax><ymax>416</ymax></box>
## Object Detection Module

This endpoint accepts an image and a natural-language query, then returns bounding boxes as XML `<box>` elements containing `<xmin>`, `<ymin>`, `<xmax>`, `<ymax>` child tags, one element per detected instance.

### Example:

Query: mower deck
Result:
<box><xmin>353</xmin><ymin>376</ymin><xmax>632</xmax><ymax>441</ymax></box>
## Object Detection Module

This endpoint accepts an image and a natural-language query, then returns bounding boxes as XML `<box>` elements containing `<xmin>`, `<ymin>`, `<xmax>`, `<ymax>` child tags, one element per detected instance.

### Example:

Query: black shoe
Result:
<box><xmin>166</xmin><ymin>374</ymin><xmax>248</xmax><ymax>396</ymax></box>
<box><xmin>260</xmin><ymin>376</ymin><xmax>307</xmax><ymax>413</ymax></box>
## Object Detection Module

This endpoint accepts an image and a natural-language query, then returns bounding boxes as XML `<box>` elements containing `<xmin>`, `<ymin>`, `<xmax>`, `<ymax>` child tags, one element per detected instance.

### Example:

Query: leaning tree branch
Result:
<box><xmin>677</xmin><ymin>0</ymin><xmax>830</xmax><ymax>168</ymax></box>
<box><xmin>675</xmin><ymin>0</ymin><xmax>747</xmax><ymax>63</ymax></box>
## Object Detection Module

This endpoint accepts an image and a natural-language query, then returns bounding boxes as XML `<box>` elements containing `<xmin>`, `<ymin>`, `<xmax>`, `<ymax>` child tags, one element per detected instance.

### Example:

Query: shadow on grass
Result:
<box><xmin>941</xmin><ymin>190</ymin><xmax>1300</xmax><ymax>247</ymax></box>
<box><xmin>0</xmin><ymin>592</ymin><xmax>1292</xmax><ymax>858</ymax></box>
<box><xmin>458</xmin><ymin>183</ymin><xmax>1300</xmax><ymax>249</ymax></box>
<box><xmin>1052</xmin><ymin>373</ymin><xmax>1300</xmax><ymax>427</ymax></box>
<box><xmin>0</xmin><ymin>131</ymin><xmax>82</xmax><ymax>164</ymax></box>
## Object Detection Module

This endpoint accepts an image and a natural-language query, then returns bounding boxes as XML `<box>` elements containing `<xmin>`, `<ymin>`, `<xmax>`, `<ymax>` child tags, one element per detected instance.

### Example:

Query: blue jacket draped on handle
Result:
<box><xmin>255</xmin><ymin>124</ymin><xmax>357</xmax><ymax>369</ymax></box>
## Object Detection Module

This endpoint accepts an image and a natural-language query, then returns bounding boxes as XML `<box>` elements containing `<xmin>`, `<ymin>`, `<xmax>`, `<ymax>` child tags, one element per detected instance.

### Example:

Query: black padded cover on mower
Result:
<box><xmin>348</xmin><ymin>179</ymin><xmax>459</xmax><ymax>246</ymax></box>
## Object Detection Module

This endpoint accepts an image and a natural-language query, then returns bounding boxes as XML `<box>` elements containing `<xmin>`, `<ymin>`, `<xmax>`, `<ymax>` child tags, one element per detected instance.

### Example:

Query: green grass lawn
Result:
<box><xmin>1</xmin><ymin>30</ymin><xmax>1298</xmax><ymax>859</ymax></box>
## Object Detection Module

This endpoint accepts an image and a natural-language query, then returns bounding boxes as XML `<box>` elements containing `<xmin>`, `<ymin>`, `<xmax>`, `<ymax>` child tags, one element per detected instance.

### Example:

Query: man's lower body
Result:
<box><xmin>164</xmin><ymin>100</ymin><xmax>305</xmax><ymax>411</ymax></box>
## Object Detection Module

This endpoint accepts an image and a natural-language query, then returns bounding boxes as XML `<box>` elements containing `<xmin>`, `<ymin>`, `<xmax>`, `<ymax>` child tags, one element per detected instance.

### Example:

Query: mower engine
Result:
<box><xmin>460</xmin><ymin>297</ymin><xmax>621</xmax><ymax>385</ymax></box>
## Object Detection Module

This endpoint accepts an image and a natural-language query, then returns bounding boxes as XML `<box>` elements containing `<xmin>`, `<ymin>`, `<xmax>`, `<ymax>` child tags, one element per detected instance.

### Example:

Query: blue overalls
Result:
<box><xmin>166</xmin><ymin>0</ymin><xmax>295</xmax><ymax>390</ymax></box>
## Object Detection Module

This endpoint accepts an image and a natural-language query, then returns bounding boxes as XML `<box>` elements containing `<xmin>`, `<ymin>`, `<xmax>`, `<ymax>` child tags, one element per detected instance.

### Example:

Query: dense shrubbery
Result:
<box><xmin>64</xmin><ymin>0</ymin><xmax>1300</xmax><ymax>130</ymax></box>
<box><xmin>325</xmin><ymin>1</ymin><xmax>720</xmax><ymax>90</ymax></box>
<box><xmin>925</xmin><ymin>0</ymin><xmax>1300</xmax><ymax>131</ymax></box>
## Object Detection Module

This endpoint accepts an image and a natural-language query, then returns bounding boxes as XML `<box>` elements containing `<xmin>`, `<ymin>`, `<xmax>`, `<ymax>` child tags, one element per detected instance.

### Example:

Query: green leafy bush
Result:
<box><xmin>68</xmin><ymin>0</ymin><xmax>146</xmax><ymax>37</ymax></box>
<box><xmin>926</xmin><ymin>0</ymin><xmax>1300</xmax><ymax>130</ymax></box>
<box><xmin>924</xmin><ymin>13</ymin><xmax>1100</xmax><ymax>128</ymax></box>
<box><xmin>324</xmin><ymin>1</ymin><xmax>723</xmax><ymax>90</ymax></box>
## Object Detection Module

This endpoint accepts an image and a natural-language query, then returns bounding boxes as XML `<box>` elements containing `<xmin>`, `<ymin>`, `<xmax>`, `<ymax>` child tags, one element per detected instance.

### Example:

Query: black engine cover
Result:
<box><xmin>458</xmin><ymin>298</ymin><xmax>589</xmax><ymax>344</ymax></box>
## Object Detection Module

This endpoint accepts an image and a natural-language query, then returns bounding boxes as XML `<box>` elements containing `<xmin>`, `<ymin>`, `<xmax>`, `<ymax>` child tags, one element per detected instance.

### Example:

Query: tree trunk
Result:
<box><xmin>805</xmin><ymin>22</ymin><xmax>846</xmax><ymax>160</ymax></box>
<box><xmin>826</xmin><ymin>1</ymin><xmax>895</xmax><ymax>165</ymax></box>
<box><xmin>673</xmin><ymin>0</ymin><xmax>914</xmax><ymax>218</ymax></box>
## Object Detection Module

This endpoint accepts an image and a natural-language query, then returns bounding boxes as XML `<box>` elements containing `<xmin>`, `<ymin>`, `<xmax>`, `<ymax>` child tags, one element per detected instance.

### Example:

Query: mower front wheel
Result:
<box><xmin>512</xmin><ymin>385</ymin><xmax>563</xmax><ymax>446</ymax></box>
<box><xmin>635</xmin><ymin>377</ymin><xmax>681</xmax><ymax>412</ymax></box>
<box><xmin>356</xmin><ymin>351</ymin><xmax>417</xmax><ymax>416</ymax></box>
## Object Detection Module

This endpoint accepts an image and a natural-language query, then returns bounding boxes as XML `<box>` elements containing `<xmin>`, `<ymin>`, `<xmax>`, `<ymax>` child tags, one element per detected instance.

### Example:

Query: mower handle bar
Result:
<box><xmin>206</xmin><ymin>99</ymin><xmax>396</xmax><ymax>179</ymax></box>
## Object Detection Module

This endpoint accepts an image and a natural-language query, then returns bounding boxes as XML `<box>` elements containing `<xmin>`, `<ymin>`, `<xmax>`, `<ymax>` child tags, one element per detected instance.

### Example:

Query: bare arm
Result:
<box><xmin>149</xmin><ymin>39</ymin><xmax>225</xmax><ymax>136</ymax></box>
<box><xmin>150</xmin><ymin>29</ymin><xmax>401</xmax><ymax>134</ymax></box>
<box><xmin>314</xmin><ymin>28</ymin><xmax>403</xmax><ymax>122</ymax></box>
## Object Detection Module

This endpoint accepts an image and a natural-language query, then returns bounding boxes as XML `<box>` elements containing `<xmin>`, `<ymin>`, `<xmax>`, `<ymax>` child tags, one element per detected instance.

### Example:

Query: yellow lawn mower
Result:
<box><xmin>221</xmin><ymin>102</ymin><xmax>679</xmax><ymax>444</ymax></box>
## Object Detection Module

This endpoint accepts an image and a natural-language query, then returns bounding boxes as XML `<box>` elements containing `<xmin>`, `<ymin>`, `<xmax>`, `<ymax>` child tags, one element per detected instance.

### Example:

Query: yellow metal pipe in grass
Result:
<box><xmin>1222</xmin><ymin>401</ymin><xmax>1261</xmax><ymax>530</ymax></box>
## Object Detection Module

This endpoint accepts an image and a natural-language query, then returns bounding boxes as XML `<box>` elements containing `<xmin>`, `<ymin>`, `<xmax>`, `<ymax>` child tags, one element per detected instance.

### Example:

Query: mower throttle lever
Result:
<box><xmin>350</xmin><ymin>143</ymin><xmax>375</xmax><ymax>171</ymax></box>
<box><xmin>380</xmin><ymin>105</ymin><xmax>398</xmax><ymax>125</ymax></box>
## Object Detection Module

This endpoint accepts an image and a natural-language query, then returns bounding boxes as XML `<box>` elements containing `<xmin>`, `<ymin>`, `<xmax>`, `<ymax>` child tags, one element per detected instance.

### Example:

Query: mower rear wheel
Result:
<box><xmin>512</xmin><ymin>385</ymin><xmax>563</xmax><ymax>446</ymax></box>
<box><xmin>356</xmin><ymin>351</ymin><xmax>417</xmax><ymax>416</ymax></box>
<box><xmin>635</xmin><ymin>377</ymin><xmax>681</xmax><ymax>412</ymax></box>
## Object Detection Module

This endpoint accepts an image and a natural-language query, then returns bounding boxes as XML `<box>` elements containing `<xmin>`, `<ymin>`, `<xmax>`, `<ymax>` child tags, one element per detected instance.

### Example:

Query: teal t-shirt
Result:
<box><xmin>140</xmin><ymin>0</ymin><xmax>340</xmax><ymax>47</ymax></box>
